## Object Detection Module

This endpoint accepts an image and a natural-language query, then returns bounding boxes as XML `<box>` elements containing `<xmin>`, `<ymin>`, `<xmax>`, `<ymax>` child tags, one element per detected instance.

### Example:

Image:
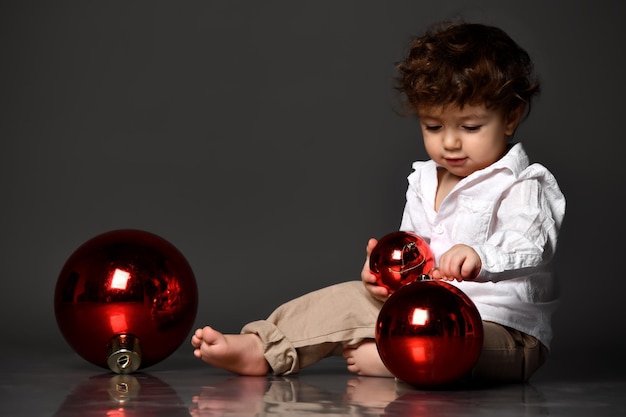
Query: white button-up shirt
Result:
<box><xmin>399</xmin><ymin>143</ymin><xmax>566</xmax><ymax>348</ymax></box>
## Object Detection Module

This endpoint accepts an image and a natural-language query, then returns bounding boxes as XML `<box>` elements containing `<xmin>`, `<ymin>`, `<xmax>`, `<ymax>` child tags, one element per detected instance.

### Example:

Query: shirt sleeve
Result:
<box><xmin>474</xmin><ymin>165</ymin><xmax>566</xmax><ymax>282</ymax></box>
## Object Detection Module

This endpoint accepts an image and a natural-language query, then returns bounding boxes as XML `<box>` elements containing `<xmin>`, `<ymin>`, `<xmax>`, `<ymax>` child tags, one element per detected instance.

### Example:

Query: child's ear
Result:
<box><xmin>504</xmin><ymin>105</ymin><xmax>525</xmax><ymax>136</ymax></box>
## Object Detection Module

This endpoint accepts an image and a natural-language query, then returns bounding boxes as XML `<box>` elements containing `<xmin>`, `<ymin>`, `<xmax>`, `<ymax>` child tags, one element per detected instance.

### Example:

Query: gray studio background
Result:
<box><xmin>2</xmin><ymin>1</ymin><xmax>624</xmax><ymax>373</ymax></box>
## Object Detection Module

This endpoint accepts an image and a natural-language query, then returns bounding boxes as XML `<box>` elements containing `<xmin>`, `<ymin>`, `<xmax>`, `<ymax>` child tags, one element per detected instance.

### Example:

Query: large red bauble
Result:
<box><xmin>54</xmin><ymin>229</ymin><xmax>198</xmax><ymax>373</ymax></box>
<box><xmin>375</xmin><ymin>279</ymin><xmax>483</xmax><ymax>387</ymax></box>
<box><xmin>369</xmin><ymin>231</ymin><xmax>435</xmax><ymax>293</ymax></box>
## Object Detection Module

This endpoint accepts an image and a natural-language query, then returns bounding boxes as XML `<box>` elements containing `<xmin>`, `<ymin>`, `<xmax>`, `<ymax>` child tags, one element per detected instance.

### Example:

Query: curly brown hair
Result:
<box><xmin>396</xmin><ymin>22</ymin><xmax>540</xmax><ymax>119</ymax></box>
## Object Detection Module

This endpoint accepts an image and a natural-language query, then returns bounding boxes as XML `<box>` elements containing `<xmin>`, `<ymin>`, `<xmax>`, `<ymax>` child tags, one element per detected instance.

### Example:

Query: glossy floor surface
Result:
<box><xmin>2</xmin><ymin>350</ymin><xmax>625</xmax><ymax>417</ymax></box>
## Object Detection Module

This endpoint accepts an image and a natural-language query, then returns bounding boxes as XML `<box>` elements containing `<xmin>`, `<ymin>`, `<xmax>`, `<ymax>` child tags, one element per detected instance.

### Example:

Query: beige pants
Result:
<box><xmin>242</xmin><ymin>281</ymin><xmax>547</xmax><ymax>382</ymax></box>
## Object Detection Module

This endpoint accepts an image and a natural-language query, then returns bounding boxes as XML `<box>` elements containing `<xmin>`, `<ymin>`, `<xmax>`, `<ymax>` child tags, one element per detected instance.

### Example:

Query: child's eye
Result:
<box><xmin>424</xmin><ymin>125</ymin><xmax>442</xmax><ymax>131</ymax></box>
<box><xmin>463</xmin><ymin>125</ymin><xmax>481</xmax><ymax>131</ymax></box>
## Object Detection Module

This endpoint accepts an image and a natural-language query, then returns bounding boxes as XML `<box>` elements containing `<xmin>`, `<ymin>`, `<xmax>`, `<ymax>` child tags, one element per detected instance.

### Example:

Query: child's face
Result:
<box><xmin>417</xmin><ymin>104</ymin><xmax>520</xmax><ymax>178</ymax></box>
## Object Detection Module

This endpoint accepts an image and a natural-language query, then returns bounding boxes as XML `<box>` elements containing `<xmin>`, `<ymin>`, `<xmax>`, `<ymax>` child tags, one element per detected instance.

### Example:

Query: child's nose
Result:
<box><xmin>442</xmin><ymin>130</ymin><xmax>461</xmax><ymax>149</ymax></box>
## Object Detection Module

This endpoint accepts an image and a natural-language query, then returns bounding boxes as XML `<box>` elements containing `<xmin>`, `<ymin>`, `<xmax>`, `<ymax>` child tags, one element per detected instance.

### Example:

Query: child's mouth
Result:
<box><xmin>445</xmin><ymin>157</ymin><xmax>467</xmax><ymax>166</ymax></box>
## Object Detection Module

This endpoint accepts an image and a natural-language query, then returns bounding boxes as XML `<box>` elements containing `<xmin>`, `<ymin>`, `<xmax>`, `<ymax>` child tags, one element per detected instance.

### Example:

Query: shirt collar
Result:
<box><xmin>487</xmin><ymin>142</ymin><xmax>529</xmax><ymax>177</ymax></box>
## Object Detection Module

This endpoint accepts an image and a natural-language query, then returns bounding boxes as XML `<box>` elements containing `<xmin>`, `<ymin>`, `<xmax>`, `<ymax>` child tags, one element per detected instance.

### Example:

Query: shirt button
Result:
<box><xmin>434</xmin><ymin>224</ymin><xmax>445</xmax><ymax>234</ymax></box>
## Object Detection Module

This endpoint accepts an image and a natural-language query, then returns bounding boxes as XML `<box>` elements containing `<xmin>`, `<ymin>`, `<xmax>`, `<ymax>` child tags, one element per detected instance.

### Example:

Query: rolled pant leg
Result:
<box><xmin>241</xmin><ymin>281</ymin><xmax>383</xmax><ymax>375</ymax></box>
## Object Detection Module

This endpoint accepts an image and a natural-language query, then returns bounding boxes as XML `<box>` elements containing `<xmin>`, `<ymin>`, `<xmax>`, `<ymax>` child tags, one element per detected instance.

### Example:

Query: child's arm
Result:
<box><xmin>472</xmin><ymin>171</ymin><xmax>565</xmax><ymax>282</ymax></box>
<box><xmin>360</xmin><ymin>237</ymin><xmax>481</xmax><ymax>297</ymax></box>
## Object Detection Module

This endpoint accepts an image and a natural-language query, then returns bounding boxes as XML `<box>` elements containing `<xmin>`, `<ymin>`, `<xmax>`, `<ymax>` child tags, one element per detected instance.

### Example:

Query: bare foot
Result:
<box><xmin>342</xmin><ymin>341</ymin><xmax>394</xmax><ymax>377</ymax></box>
<box><xmin>191</xmin><ymin>326</ymin><xmax>270</xmax><ymax>376</ymax></box>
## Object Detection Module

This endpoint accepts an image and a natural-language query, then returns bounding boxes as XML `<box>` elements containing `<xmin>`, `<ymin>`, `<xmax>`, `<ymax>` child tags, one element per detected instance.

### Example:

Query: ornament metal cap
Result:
<box><xmin>107</xmin><ymin>334</ymin><xmax>141</xmax><ymax>374</ymax></box>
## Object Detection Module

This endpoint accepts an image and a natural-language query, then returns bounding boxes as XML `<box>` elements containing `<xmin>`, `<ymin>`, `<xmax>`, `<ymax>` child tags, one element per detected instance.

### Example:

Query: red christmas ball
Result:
<box><xmin>375</xmin><ymin>279</ymin><xmax>483</xmax><ymax>388</ymax></box>
<box><xmin>369</xmin><ymin>231</ymin><xmax>435</xmax><ymax>293</ymax></box>
<box><xmin>54</xmin><ymin>229</ymin><xmax>198</xmax><ymax>373</ymax></box>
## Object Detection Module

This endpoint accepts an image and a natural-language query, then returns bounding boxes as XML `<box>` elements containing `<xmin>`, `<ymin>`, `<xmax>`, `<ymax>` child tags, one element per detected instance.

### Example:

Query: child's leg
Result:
<box><xmin>192</xmin><ymin>281</ymin><xmax>383</xmax><ymax>375</ymax></box>
<box><xmin>242</xmin><ymin>281</ymin><xmax>384</xmax><ymax>375</ymax></box>
<box><xmin>471</xmin><ymin>321</ymin><xmax>548</xmax><ymax>383</ymax></box>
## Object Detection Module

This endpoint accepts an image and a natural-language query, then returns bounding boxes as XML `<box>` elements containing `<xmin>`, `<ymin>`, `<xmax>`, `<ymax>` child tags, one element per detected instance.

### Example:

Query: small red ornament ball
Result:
<box><xmin>54</xmin><ymin>229</ymin><xmax>198</xmax><ymax>373</ymax></box>
<box><xmin>375</xmin><ymin>279</ymin><xmax>484</xmax><ymax>388</ymax></box>
<box><xmin>369</xmin><ymin>231</ymin><xmax>435</xmax><ymax>293</ymax></box>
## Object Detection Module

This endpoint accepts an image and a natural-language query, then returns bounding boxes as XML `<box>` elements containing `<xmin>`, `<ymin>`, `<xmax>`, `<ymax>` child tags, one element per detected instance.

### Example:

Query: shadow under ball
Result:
<box><xmin>54</xmin><ymin>229</ymin><xmax>198</xmax><ymax>373</ymax></box>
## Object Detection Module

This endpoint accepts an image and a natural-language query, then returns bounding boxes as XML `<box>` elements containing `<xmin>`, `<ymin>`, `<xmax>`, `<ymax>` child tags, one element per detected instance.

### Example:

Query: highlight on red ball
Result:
<box><xmin>369</xmin><ymin>231</ymin><xmax>435</xmax><ymax>293</ymax></box>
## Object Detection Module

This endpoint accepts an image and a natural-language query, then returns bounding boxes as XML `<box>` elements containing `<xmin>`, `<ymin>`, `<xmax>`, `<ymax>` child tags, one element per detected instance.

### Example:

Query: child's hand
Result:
<box><xmin>430</xmin><ymin>244</ymin><xmax>481</xmax><ymax>282</ymax></box>
<box><xmin>361</xmin><ymin>238</ymin><xmax>390</xmax><ymax>302</ymax></box>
